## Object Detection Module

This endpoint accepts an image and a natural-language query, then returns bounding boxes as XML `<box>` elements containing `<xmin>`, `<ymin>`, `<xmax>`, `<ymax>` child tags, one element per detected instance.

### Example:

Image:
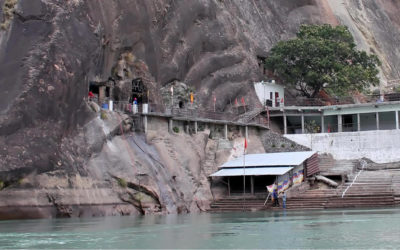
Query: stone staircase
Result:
<box><xmin>203</xmin><ymin>139</ymin><xmax>218</xmax><ymax>176</ymax></box>
<box><xmin>208</xmin><ymin>157</ymin><xmax>400</xmax><ymax>212</ymax></box>
<box><xmin>208</xmin><ymin>197</ymin><xmax>270</xmax><ymax>212</ymax></box>
<box><xmin>235</xmin><ymin>109</ymin><xmax>263</xmax><ymax>123</ymax></box>
<box><xmin>392</xmin><ymin>169</ymin><xmax>400</xmax><ymax>205</ymax></box>
<box><xmin>284</xmin><ymin>170</ymin><xmax>398</xmax><ymax>210</ymax></box>
<box><xmin>284</xmin><ymin>189</ymin><xmax>338</xmax><ymax>210</ymax></box>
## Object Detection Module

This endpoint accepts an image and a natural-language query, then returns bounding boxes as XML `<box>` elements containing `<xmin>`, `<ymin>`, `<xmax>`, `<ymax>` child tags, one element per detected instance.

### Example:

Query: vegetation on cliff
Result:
<box><xmin>265</xmin><ymin>24</ymin><xmax>381</xmax><ymax>97</ymax></box>
<box><xmin>0</xmin><ymin>0</ymin><xmax>17</xmax><ymax>30</ymax></box>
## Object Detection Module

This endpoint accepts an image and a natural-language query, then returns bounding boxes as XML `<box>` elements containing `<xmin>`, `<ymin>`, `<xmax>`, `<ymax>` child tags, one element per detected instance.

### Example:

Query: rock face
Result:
<box><xmin>0</xmin><ymin>0</ymin><xmax>400</xmax><ymax>218</ymax></box>
<box><xmin>326</xmin><ymin>0</ymin><xmax>400</xmax><ymax>86</ymax></box>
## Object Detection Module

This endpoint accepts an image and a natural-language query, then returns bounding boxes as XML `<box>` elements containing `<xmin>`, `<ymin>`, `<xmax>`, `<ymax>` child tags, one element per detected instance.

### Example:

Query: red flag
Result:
<box><xmin>244</xmin><ymin>138</ymin><xmax>248</xmax><ymax>149</ymax></box>
<box><xmin>241</xmin><ymin>97</ymin><xmax>245</xmax><ymax>105</ymax></box>
<box><xmin>235</xmin><ymin>98</ymin><xmax>238</xmax><ymax>106</ymax></box>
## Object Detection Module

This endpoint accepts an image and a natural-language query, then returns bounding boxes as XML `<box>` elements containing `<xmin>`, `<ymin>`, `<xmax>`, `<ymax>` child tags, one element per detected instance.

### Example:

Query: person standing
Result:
<box><xmin>282</xmin><ymin>192</ymin><xmax>287</xmax><ymax>209</ymax></box>
<box><xmin>133</xmin><ymin>97</ymin><xmax>138</xmax><ymax>113</ymax></box>
<box><xmin>273</xmin><ymin>183</ymin><xmax>279</xmax><ymax>207</ymax></box>
<box><xmin>88</xmin><ymin>91</ymin><xmax>95</xmax><ymax>101</ymax></box>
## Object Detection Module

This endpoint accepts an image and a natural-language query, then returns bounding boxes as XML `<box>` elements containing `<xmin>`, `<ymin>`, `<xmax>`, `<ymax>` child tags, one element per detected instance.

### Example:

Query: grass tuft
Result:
<box><xmin>117</xmin><ymin>178</ymin><xmax>127</xmax><ymax>188</ymax></box>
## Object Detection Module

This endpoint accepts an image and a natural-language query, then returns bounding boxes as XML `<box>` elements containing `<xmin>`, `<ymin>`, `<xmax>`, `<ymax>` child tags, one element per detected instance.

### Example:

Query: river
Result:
<box><xmin>1</xmin><ymin>208</ymin><xmax>399</xmax><ymax>249</ymax></box>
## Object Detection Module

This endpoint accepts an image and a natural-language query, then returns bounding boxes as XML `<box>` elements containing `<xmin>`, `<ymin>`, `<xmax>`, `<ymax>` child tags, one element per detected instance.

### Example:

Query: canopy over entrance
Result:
<box><xmin>210</xmin><ymin>151</ymin><xmax>317</xmax><ymax>196</ymax></box>
<box><xmin>210</xmin><ymin>166</ymin><xmax>293</xmax><ymax>177</ymax></box>
<box><xmin>219</xmin><ymin>151</ymin><xmax>317</xmax><ymax>169</ymax></box>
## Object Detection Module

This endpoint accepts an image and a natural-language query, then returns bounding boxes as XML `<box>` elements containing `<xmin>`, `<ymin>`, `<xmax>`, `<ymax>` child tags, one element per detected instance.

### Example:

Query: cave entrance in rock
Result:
<box><xmin>89</xmin><ymin>82</ymin><xmax>99</xmax><ymax>96</ymax></box>
<box><xmin>131</xmin><ymin>78</ymin><xmax>148</xmax><ymax>104</ymax></box>
<box><xmin>89</xmin><ymin>81</ymin><xmax>111</xmax><ymax>103</ymax></box>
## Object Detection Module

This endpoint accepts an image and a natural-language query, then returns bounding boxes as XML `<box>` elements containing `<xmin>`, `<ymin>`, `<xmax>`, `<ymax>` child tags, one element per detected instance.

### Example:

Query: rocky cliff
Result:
<box><xmin>0</xmin><ymin>0</ymin><xmax>399</xmax><ymax>219</ymax></box>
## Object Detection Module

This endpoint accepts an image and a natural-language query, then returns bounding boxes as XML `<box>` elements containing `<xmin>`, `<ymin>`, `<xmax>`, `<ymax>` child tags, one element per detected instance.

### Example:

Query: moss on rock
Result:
<box><xmin>1</xmin><ymin>0</ymin><xmax>18</xmax><ymax>30</ymax></box>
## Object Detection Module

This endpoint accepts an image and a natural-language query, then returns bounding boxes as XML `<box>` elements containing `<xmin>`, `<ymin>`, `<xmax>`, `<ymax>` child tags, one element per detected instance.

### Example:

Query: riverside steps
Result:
<box><xmin>284</xmin><ymin>169</ymin><xmax>399</xmax><ymax>210</ymax></box>
<box><xmin>209</xmin><ymin>160</ymin><xmax>400</xmax><ymax>212</ymax></box>
<box><xmin>208</xmin><ymin>197</ymin><xmax>269</xmax><ymax>212</ymax></box>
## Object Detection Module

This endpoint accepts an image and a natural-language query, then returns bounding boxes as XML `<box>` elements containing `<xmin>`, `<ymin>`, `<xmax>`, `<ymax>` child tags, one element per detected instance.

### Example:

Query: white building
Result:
<box><xmin>254</xmin><ymin>80</ymin><xmax>284</xmax><ymax>107</ymax></box>
<box><xmin>266</xmin><ymin>101</ymin><xmax>400</xmax><ymax>163</ymax></box>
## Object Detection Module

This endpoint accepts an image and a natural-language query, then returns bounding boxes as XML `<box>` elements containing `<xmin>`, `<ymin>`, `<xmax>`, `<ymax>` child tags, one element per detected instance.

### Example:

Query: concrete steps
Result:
<box><xmin>394</xmin><ymin>196</ymin><xmax>400</xmax><ymax>205</ymax></box>
<box><xmin>325</xmin><ymin>196</ymin><xmax>395</xmax><ymax>208</ymax></box>
<box><xmin>235</xmin><ymin>109</ymin><xmax>263</xmax><ymax>123</ymax></box>
<box><xmin>283</xmin><ymin>168</ymin><xmax>397</xmax><ymax>210</ymax></box>
<box><xmin>208</xmin><ymin>162</ymin><xmax>400</xmax><ymax>212</ymax></box>
<box><xmin>284</xmin><ymin>194</ymin><xmax>395</xmax><ymax>210</ymax></box>
<box><xmin>208</xmin><ymin>198</ymin><xmax>269</xmax><ymax>212</ymax></box>
<box><xmin>203</xmin><ymin>139</ymin><xmax>218</xmax><ymax>176</ymax></box>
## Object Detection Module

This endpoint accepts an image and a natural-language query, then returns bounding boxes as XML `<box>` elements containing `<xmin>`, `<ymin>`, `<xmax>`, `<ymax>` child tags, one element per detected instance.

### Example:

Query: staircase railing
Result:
<box><xmin>341</xmin><ymin>159</ymin><xmax>367</xmax><ymax>198</ymax></box>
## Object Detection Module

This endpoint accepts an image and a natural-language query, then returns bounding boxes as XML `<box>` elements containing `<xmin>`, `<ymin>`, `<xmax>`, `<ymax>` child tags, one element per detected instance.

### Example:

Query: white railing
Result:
<box><xmin>341</xmin><ymin>159</ymin><xmax>367</xmax><ymax>198</ymax></box>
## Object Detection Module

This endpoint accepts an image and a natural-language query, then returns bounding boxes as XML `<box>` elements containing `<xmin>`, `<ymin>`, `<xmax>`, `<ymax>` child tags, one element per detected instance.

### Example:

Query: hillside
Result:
<box><xmin>0</xmin><ymin>0</ymin><xmax>399</xmax><ymax>218</ymax></box>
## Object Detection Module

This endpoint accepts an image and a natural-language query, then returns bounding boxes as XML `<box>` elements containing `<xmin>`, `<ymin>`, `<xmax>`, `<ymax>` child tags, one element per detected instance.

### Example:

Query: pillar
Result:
<box><xmin>185</xmin><ymin>124</ymin><xmax>189</xmax><ymax>134</ymax></box>
<box><xmin>99</xmin><ymin>86</ymin><xmax>105</xmax><ymax>104</ymax></box>
<box><xmin>194</xmin><ymin>121</ymin><xmax>198</xmax><ymax>134</ymax></box>
<box><xmin>338</xmin><ymin>114</ymin><xmax>342</xmax><ymax>132</ymax></box>
<box><xmin>109</xmin><ymin>100</ymin><xmax>113</xmax><ymax>111</ymax></box>
<box><xmin>168</xmin><ymin>119</ymin><xmax>173</xmax><ymax>133</ymax></box>
<box><xmin>245</xmin><ymin>126</ymin><xmax>248</xmax><ymax>139</ymax></box>
<box><xmin>376</xmin><ymin>112</ymin><xmax>380</xmax><ymax>130</ymax></box>
<box><xmin>143</xmin><ymin>115</ymin><xmax>148</xmax><ymax>134</ymax></box>
<box><xmin>396</xmin><ymin>111</ymin><xmax>399</xmax><ymax>130</ymax></box>
<box><xmin>283</xmin><ymin>113</ymin><xmax>287</xmax><ymax>134</ymax></box>
<box><xmin>228</xmin><ymin>177</ymin><xmax>231</xmax><ymax>196</ymax></box>
<box><xmin>224</xmin><ymin>124</ymin><xmax>228</xmax><ymax>139</ymax></box>
<box><xmin>301</xmin><ymin>113</ymin><xmax>305</xmax><ymax>134</ymax></box>
<box><xmin>321</xmin><ymin>114</ymin><xmax>325</xmax><ymax>133</ymax></box>
<box><xmin>250</xmin><ymin>176</ymin><xmax>254</xmax><ymax>195</ymax></box>
<box><xmin>357</xmin><ymin>113</ymin><xmax>361</xmax><ymax>131</ymax></box>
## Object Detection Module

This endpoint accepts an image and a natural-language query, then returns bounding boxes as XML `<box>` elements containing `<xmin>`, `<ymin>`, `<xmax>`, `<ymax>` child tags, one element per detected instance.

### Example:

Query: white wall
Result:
<box><xmin>285</xmin><ymin>130</ymin><xmax>400</xmax><ymax>163</ymax></box>
<box><xmin>254</xmin><ymin>81</ymin><xmax>284</xmax><ymax>107</ymax></box>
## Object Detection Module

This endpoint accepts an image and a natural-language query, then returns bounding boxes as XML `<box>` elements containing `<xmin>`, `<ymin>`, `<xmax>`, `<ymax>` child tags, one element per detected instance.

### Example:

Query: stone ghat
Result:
<box><xmin>208</xmin><ymin>169</ymin><xmax>400</xmax><ymax>212</ymax></box>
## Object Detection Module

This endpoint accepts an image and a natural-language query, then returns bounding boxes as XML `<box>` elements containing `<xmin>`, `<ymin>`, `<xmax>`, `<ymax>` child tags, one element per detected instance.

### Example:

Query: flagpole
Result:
<box><xmin>171</xmin><ymin>86</ymin><xmax>174</xmax><ymax>112</ymax></box>
<box><xmin>243</xmin><ymin>139</ymin><xmax>246</xmax><ymax>211</ymax></box>
<box><xmin>213</xmin><ymin>96</ymin><xmax>216</xmax><ymax>112</ymax></box>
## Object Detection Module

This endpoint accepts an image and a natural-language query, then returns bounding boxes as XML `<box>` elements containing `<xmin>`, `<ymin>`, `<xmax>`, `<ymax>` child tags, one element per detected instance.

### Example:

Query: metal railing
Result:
<box><xmin>284</xmin><ymin>93</ymin><xmax>400</xmax><ymax>107</ymax></box>
<box><xmin>285</xmin><ymin>120</ymin><xmax>400</xmax><ymax>134</ymax></box>
<box><xmin>109</xmin><ymin>101</ymin><xmax>269</xmax><ymax>127</ymax></box>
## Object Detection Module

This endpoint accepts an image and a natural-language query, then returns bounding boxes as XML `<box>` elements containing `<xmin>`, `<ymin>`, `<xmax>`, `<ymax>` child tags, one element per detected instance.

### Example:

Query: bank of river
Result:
<box><xmin>0</xmin><ymin>208</ymin><xmax>399</xmax><ymax>249</ymax></box>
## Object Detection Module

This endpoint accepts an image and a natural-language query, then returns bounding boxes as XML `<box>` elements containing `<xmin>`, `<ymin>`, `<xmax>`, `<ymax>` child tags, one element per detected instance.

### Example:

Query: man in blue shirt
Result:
<box><xmin>273</xmin><ymin>183</ymin><xmax>279</xmax><ymax>207</ymax></box>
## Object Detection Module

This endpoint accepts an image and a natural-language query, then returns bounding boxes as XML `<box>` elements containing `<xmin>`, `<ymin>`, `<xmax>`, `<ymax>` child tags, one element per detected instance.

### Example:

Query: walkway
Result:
<box><xmin>112</xmin><ymin>101</ymin><xmax>270</xmax><ymax>131</ymax></box>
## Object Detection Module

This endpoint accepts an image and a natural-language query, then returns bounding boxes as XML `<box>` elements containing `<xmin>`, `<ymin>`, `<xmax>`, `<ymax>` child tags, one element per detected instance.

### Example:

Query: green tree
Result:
<box><xmin>265</xmin><ymin>24</ymin><xmax>381</xmax><ymax>97</ymax></box>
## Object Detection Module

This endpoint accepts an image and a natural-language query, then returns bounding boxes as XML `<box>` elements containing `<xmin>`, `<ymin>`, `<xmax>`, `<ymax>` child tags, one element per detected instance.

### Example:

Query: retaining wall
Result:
<box><xmin>285</xmin><ymin>130</ymin><xmax>400</xmax><ymax>163</ymax></box>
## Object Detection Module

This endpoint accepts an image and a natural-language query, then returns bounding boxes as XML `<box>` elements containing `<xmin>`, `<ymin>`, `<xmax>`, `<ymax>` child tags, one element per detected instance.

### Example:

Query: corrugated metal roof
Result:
<box><xmin>210</xmin><ymin>167</ymin><xmax>293</xmax><ymax>177</ymax></box>
<box><xmin>305</xmin><ymin>153</ymin><xmax>320</xmax><ymax>177</ymax></box>
<box><xmin>221</xmin><ymin>151</ymin><xmax>316</xmax><ymax>168</ymax></box>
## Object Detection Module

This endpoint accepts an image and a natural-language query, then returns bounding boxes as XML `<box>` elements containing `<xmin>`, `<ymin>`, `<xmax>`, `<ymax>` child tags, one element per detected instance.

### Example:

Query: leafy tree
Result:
<box><xmin>264</xmin><ymin>24</ymin><xmax>381</xmax><ymax>97</ymax></box>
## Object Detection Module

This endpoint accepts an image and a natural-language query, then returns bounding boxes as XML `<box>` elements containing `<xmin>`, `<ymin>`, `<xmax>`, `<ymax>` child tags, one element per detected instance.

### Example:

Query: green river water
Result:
<box><xmin>0</xmin><ymin>208</ymin><xmax>399</xmax><ymax>249</ymax></box>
